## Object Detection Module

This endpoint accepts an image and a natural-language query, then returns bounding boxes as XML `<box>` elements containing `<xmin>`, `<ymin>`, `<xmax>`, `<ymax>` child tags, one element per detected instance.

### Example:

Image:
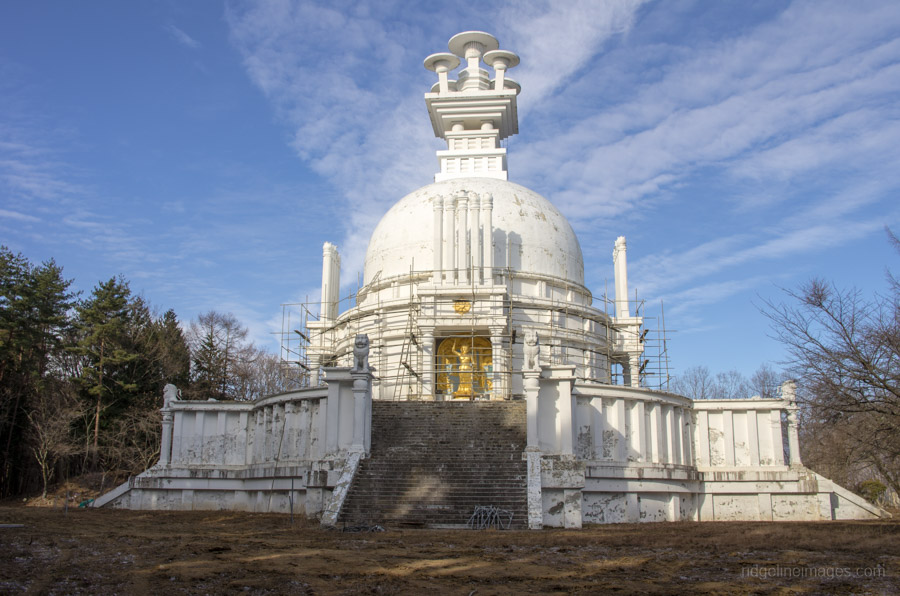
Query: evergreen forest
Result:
<box><xmin>0</xmin><ymin>247</ymin><xmax>294</xmax><ymax>500</ymax></box>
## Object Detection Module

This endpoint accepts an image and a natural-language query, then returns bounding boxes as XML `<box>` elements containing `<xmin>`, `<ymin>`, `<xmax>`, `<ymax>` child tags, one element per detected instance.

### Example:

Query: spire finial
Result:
<box><xmin>423</xmin><ymin>32</ymin><xmax>521</xmax><ymax>182</ymax></box>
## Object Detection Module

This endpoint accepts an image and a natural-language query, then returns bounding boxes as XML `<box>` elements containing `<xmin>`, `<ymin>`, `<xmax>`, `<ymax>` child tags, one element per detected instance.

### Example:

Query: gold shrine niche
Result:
<box><xmin>435</xmin><ymin>336</ymin><xmax>493</xmax><ymax>399</ymax></box>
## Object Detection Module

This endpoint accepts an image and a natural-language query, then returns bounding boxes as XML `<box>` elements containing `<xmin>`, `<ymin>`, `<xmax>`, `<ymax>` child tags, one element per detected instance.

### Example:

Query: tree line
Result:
<box><xmin>0</xmin><ymin>247</ymin><xmax>295</xmax><ymax>499</ymax></box>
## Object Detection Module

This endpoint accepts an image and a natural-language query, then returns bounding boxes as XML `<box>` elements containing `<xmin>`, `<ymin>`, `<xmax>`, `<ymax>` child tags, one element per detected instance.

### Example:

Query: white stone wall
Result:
<box><xmin>527</xmin><ymin>378</ymin><xmax>887</xmax><ymax>526</ymax></box>
<box><xmin>95</xmin><ymin>369</ymin><xmax>373</xmax><ymax>520</ymax></box>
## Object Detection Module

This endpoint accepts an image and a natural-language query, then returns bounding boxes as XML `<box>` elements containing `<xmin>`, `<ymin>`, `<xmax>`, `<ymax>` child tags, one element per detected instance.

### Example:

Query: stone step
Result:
<box><xmin>338</xmin><ymin>401</ymin><xmax>528</xmax><ymax>528</ymax></box>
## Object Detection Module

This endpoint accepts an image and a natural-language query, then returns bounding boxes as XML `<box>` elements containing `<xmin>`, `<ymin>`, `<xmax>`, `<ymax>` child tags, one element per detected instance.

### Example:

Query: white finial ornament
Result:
<box><xmin>424</xmin><ymin>31</ymin><xmax>521</xmax><ymax>182</ymax></box>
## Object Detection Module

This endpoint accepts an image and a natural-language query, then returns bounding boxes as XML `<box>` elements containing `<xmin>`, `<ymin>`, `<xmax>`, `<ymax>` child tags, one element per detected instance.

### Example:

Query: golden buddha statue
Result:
<box><xmin>436</xmin><ymin>336</ymin><xmax>492</xmax><ymax>399</ymax></box>
<box><xmin>450</xmin><ymin>339</ymin><xmax>475</xmax><ymax>398</ymax></box>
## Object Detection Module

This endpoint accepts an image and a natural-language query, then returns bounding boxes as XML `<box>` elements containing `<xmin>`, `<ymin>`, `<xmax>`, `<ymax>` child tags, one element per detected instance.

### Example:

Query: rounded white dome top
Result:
<box><xmin>364</xmin><ymin>177</ymin><xmax>584</xmax><ymax>286</ymax></box>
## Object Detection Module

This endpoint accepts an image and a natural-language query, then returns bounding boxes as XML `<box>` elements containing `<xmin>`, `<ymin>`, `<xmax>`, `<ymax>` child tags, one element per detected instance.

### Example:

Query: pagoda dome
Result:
<box><xmin>363</xmin><ymin>176</ymin><xmax>585</xmax><ymax>287</ymax></box>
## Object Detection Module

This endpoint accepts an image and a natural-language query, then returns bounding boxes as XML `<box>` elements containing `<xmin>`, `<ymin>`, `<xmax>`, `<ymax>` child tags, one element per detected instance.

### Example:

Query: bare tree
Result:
<box><xmin>672</xmin><ymin>365</ymin><xmax>754</xmax><ymax>399</ymax></box>
<box><xmin>671</xmin><ymin>365</ymin><xmax>717</xmax><ymax>399</ymax></box>
<box><xmin>26</xmin><ymin>382</ymin><xmax>81</xmax><ymax>498</ymax></box>
<box><xmin>232</xmin><ymin>348</ymin><xmax>295</xmax><ymax>401</ymax></box>
<box><xmin>714</xmin><ymin>370</ymin><xmax>751</xmax><ymax>399</ymax></box>
<box><xmin>763</xmin><ymin>270</ymin><xmax>900</xmax><ymax>496</ymax></box>
<box><xmin>189</xmin><ymin>311</ymin><xmax>250</xmax><ymax>400</ymax></box>
<box><xmin>103</xmin><ymin>406</ymin><xmax>162</xmax><ymax>477</ymax></box>
<box><xmin>188</xmin><ymin>311</ymin><xmax>293</xmax><ymax>401</ymax></box>
<box><xmin>749</xmin><ymin>363</ymin><xmax>785</xmax><ymax>399</ymax></box>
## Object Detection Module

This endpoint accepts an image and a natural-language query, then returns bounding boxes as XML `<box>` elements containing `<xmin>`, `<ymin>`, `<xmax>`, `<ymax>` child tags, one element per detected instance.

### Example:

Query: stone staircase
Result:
<box><xmin>338</xmin><ymin>400</ymin><xmax>528</xmax><ymax>529</ymax></box>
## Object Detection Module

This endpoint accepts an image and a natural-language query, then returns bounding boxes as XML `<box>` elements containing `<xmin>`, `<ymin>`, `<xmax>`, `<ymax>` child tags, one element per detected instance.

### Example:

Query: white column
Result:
<box><xmin>432</xmin><ymin>196</ymin><xmax>443</xmax><ymax>283</ymax></box>
<box><xmin>523</xmin><ymin>370</ymin><xmax>540</xmax><ymax>448</ymax></box>
<box><xmin>723</xmin><ymin>410</ymin><xmax>735</xmax><ymax>466</ymax></box>
<box><xmin>612</xmin><ymin>399</ymin><xmax>627</xmax><ymax>461</ymax></box>
<box><xmin>456</xmin><ymin>192</ymin><xmax>469</xmax><ymax>284</ymax></box>
<box><xmin>331</xmin><ymin>249</ymin><xmax>340</xmax><ymax>314</ymax></box>
<box><xmin>481</xmin><ymin>193</ymin><xmax>493</xmax><ymax>284</ymax></box>
<box><xmin>747</xmin><ymin>408</ymin><xmax>760</xmax><ymax>466</ymax></box>
<box><xmin>350</xmin><ymin>371</ymin><xmax>371</xmax><ymax>453</ymax></box>
<box><xmin>194</xmin><ymin>410</ymin><xmax>205</xmax><ymax>464</ymax></box>
<box><xmin>648</xmin><ymin>403</ymin><xmax>661</xmax><ymax>464</ymax></box>
<box><xmin>628</xmin><ymin>354</ymin><xmax>641</xmax><ymax>388</ymax></box>
<box><xmin>321</xmin><ymin>242</ymin><xmax>340</xmax><ymax>321</ymax></box>
<box><xmin>786</xmin><ymin>408</ymin><xmax>801</xmax><ymax>466</ymax></box>
<box><xmin>310</xmin><ymin>354</ymin><xmax>321</xmax><ymax>387</ymax></box>
<box><xmin>253</xmin><ymin>409</ymin><xmax>264</xmax><ymax>464</ymax></box>
<box><xmin>421</xmin><ymin>327</ymin><xmax>435</xmax><ymax>398</ymax></box>
<box><xmin>443</xmin><ymin>194</ymin><xmax>455</xmax><ymax>279</ymax></box>
<box><xmin>490</xmin><ymin>325</ymin><xmax>505</xmax><ymax>400</ymax></box>
<box><xmin>159</xmin><ymin>410</ymin><xmax>173</xmax><ymax>466</ymax></box>
<box><xmin>663</xmin><ymin>405</ymin><xmax>674</xmax><ymax>464</ymax></box>
<box><xmin>682</xmin><ymin>408</ymin><xmax>694</xmax><ymax>466</ymax></box>
<box><xmin>492</xmin><ymin>62</ymin><xmax>506</xmax><ymax>90</ymax></box>
<box><xmin>469</xmin><ymin>193</ymin><xmax>481</xmax><ymax>283</ymax></box>
<box><xmin>627</xmin><ymin>400</ymin><xmax>644</xmax><ymax>462</ymax></box>
<box><xmin>547</xmin><ymin>366</ymin><xmax>577</xmax><ymax>456</ymax></box>
<box><xmin>782</xmin><ymin>381</ymin><xmax>802</xmax><ymax>466</ymax></box>
<box><xmin>771</xmin><ymin>410</ymin><xmax>785</xmax><ymax>466</ymax></box>
<box><xmin>672</xmin><ymin>407</ymin><xmax>684</xmax><ymax>465</ymax></box>
<box><xmin>695</xmin><ymin>410</ymin><xmax>710</xmax><ymax>466</ymax></box>
<box><xmin>613</xmin><ymin>236</ymin><xmax>629</xmax><ymax>318</ymax></box>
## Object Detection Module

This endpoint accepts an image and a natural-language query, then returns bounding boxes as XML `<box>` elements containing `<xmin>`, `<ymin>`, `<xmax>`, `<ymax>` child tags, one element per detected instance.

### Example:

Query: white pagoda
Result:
<box><xmin>94</xmin><ymin>32</ymin><xmax>887</xmax><ymax>528</ymax></box>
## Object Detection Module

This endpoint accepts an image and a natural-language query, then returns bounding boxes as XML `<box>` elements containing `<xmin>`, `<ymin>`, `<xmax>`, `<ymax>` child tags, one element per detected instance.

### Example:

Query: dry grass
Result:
<box><xmin>1</xmin><ymin>506</ymin><xmax>897</xmax><ymax>594</ymax></box>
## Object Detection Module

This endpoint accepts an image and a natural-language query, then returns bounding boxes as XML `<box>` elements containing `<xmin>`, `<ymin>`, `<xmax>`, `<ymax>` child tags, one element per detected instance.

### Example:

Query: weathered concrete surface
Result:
<box><xmin>320</xmin><ymin>452</ymin><xmax>360</xmax><ymax>526</ymax></box>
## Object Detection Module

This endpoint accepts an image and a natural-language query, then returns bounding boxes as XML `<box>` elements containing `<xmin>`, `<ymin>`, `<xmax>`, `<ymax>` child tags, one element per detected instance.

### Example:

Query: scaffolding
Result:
<box><xmin>278</xmin><ymin>265</ymin><xmax>672</xmax><ymax>399</ymax></box>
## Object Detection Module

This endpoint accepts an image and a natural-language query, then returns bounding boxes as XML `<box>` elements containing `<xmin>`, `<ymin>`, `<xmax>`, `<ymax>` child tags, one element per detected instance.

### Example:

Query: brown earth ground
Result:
<box><xmin>0</xmin><ymin>503</ymin><xmax>897</xmax><ymax>595</ymax></box>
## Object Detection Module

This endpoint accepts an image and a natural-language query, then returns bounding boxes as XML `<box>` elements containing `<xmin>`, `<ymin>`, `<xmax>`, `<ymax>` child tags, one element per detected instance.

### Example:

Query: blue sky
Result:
<box><xmin>2</xmin><ymin>0</ymin><xmax>899</xmax><ymax>381</ymax></box>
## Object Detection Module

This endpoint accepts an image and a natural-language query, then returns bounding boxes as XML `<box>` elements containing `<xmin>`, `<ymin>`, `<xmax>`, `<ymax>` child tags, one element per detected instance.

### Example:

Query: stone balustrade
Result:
<box><xmin>692</xmin><ymin>399</ymin><xmax>794</xmax><ymax>469</ymax></box>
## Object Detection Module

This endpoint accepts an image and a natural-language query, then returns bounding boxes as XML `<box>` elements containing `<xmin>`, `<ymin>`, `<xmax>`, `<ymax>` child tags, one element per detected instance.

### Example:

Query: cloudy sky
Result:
<box><xmin>2</xmin><ymin>0</ymin><xmax>898</xmax><ymax>380</ymax></box>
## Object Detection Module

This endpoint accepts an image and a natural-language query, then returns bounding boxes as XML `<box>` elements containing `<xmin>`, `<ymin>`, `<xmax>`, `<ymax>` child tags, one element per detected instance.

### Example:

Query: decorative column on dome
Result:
<box><xmin>456</xmin><ymin>191</ymin><xmax>469</xmax><ymax>284</ymax></box>
<box><xmin>424</xmin><ymin>32</ymin><xmax>521</xmax><ymax>182</ymax></box>
<box><xmin>469</xmin><ymin>192</ymin><xmax>481</xmax><ymax>283</ymax></box>
<box><xmin>481</xmin><ymin>193</ymin><xmax>493</xmax><ymax>284</ymax></box>
<box><xmin>442</xmin><ymin>194</ymin><xmax>455</xmax><ymax>282</ymax></box>
<box><xmin>432</xmin><ymin>196</ymin><xmax>443</xmax><ymax>283</ymax></box>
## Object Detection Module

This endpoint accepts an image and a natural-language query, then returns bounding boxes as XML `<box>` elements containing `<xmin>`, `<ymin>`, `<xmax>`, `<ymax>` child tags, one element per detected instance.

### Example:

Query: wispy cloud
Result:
<box><xmin>226</xmin><ymin>1</ymin><xmax>435</xmax><ymax>276</ymax></box>
<box><xmin>499</xmin><ymin>0</ymin><xmax>647</xmax><ymax>112</ymax></box>
<box><xmin>165</xmin><ymin>24</ymin><xmax>201</xmax><ymax>49</ymax></box>
<box><xmin>632</xmin><ymin>215</ymin><xmax>887</xmax><ymax>299</ymax></box>
<box><xmin>514</xmin><ymin>1</ymin><xmax>900</xmax><ymax>226</ymax></box>
<box><xmin>225</xmin><ymin>0</ymin><xmax>646</xmax><ymax>281</ymax></box>
<box><xmin>662</xmin><ymin>275</ymin><xmax>773</xmax><ymax>316</ymax></box>
<box><xmin>226</xmin><ymin>0</ymin><xmax>899</xmax><ymax>335</ymax></box>
<box><xmin>0</xmin><ymin>208</ymin><xmax>40</xmax><ymax>223</ymax></box>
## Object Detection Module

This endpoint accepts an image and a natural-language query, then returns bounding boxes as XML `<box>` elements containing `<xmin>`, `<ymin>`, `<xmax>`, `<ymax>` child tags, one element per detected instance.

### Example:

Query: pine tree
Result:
<box><xmin>189</xmin><ymin>311</ymin><xmax>248</xmax><ymax>400</ymax></box>
<box><xmin>0</xmin><ymin>247</ymin><xmax>76</xmax><ymax>496</ymax></box>
<box><xmin>73</xmin><ymin>276</ymin><xmax>138</xmax><ymax>468</ymax></box>
<box><xmin>154</xmin><ymin>309</ymin><xmax>191</xmax><ymax>389</ymax></box>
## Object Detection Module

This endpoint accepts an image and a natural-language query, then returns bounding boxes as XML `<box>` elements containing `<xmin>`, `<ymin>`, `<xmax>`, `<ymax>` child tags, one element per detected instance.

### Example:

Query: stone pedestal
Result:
<box><xmin>350</xmin><ymin>371</ymin><xmax>372</xmax><ymax>454</ymax></box>
<box><xmin>540</xmin><ymin>365</ymin><xmax>576</xmax><ymax>455</ymax></box>
<box><xmin>523</xmin><ymin>370</ymin><xmax>540</xmax><ymax>448</ymax></box>
<box><xmin>159</xmin><ymin>410</ymin><xmax>173</xmax><ymax>466</ymax></box>
<box><xmin>524</xmin><ymin>449</ymin><xmax>543</xmax><ymax>529</ymax></box>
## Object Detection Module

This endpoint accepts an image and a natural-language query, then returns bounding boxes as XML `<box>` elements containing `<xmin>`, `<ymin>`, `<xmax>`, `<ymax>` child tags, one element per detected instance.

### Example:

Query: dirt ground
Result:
<box><xmin>0</xmin><ymin>506</ymin><xmax>897</xmax><ymax>595</ymax></box>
